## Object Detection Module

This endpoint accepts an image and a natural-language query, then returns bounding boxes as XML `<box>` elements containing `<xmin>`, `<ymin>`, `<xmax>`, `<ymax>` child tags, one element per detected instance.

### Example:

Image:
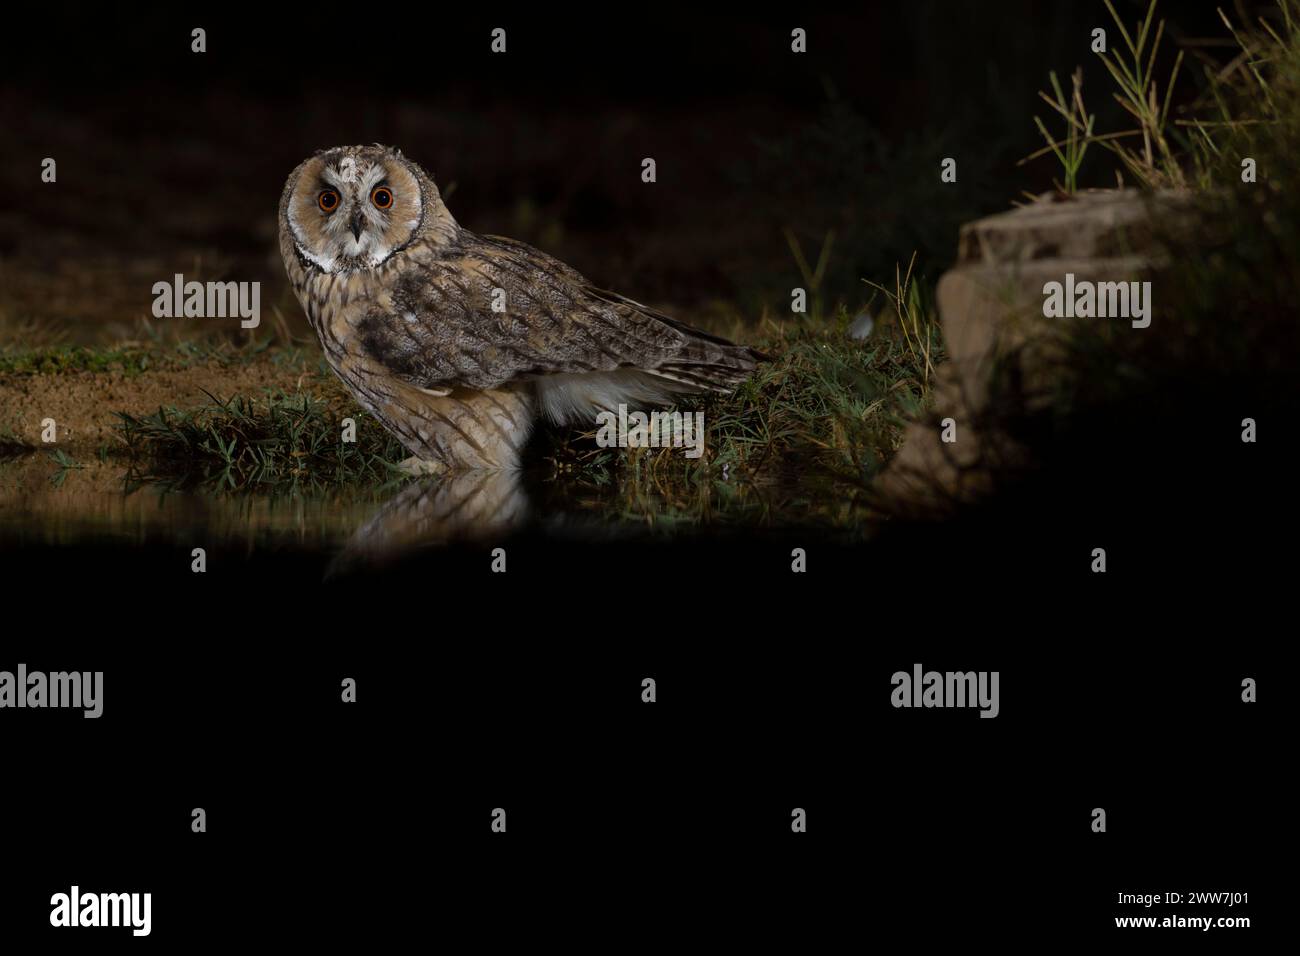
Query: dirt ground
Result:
<box><xmin>0</xmin><ymin>349</ymin><xmax>383</xmax><ymax>549</ymax></box>
<box><xmin>0</xmin><ymin>353</ymin><xmax>328</xmax><ymax>454</ymax></box>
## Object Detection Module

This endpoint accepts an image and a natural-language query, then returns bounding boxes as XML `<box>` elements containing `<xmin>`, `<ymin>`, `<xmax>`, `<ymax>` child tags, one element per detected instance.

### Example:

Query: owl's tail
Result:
<box><xmin>581</xmin><ymin>284</ymin><xmax>771</xmax><ymax>394</ymax></box>
<box><xmin>649</xmin><ymin>331</ymin><xmax>771</xmax><ymax>394</ymax></box>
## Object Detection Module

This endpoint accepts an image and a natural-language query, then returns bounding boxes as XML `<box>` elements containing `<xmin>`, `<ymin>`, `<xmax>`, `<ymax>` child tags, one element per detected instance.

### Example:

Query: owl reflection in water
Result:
<box><xmin>278</xmin><ymin>145</ymin><xmax>766</xmax><ymax>473</ymax></box>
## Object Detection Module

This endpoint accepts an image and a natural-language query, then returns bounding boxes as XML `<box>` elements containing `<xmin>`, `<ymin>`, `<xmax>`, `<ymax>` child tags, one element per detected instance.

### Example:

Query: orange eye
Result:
<box><xmin>318</xmin><ymin>189</ymin><xmax>340</xmax><ymax>213</ymax></box>
<box><xmin>371</xmin><ymin>186</ymin><xmax>394</xmax><ymax>210</ymax></box>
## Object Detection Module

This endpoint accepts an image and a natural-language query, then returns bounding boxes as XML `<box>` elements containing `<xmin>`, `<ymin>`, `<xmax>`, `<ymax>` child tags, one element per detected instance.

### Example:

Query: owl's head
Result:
<box><xmin>279</xmin><ymin>145</ymin><xmax>455</xmax><ymax>274</ymax></box>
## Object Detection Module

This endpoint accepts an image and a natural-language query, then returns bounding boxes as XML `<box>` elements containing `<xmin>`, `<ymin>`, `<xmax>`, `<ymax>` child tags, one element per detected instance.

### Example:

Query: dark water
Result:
<box><xmin>0</xmin><ymin>453</ymin><xmax>879</xmax><ymax>584</ymax></box>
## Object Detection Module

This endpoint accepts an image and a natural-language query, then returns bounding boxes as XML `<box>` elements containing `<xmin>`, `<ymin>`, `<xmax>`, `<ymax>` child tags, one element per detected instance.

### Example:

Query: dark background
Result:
<box><xmin>0</xmin><ymin>1</ymin><xmax>1239</xmax><ymax>334</ymax></box>
<box><xmin>4</xmin><ymin>628</ymin><xmax>1274</xmax><ymax>946</ymax></box>
<box><xmin>1</xmin><ymin>2</ymin><xmax>1278</xmax><ymax>946</ymax></box>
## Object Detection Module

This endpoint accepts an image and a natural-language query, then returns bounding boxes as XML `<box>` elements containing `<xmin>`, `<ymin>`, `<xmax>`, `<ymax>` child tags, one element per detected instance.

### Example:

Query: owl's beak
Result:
<box><xmin>349</xmin><ymin>211</ymin><xmax>365</xmax><ymax>241</ymax></box>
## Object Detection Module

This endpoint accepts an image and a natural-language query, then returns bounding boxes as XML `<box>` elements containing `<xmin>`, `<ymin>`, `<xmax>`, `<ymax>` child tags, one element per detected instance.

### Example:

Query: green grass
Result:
<box><xmin>0</xmin><ymin>427</ymin><xmax>33</xmax><ymax>459</ymax></box>
<box><xmin>1021</xmin><ymin>0</ymin><xmax>1299</xmax><ymax>193</ymax></box>
<box><xmin>0</xmin><ymin>345</ymin><xmax>161</xmax><ymax>377</ymax></box>
<box><xmin>47</xmin><ymin>448</ymin><xmax>84</xmax><ymax>488</ymax></box>
<box><xmin>539</xmin><ymin>294</ymin><xmax>942</xmax><ymax>530</ymax></box>
<box><xmin>0</xmin><ymin>339</ymin><xmax>318</xmax><ymax>377</ymax></box>
<box><xmin>116</xmin><ymin>390</ymin><xmax>408</xmax><ymax>493</ymax></box>
<box><xmin>1021</xmin><ymin>0</ymin><xmax>1186</xmax><ymax>190</ymax></box>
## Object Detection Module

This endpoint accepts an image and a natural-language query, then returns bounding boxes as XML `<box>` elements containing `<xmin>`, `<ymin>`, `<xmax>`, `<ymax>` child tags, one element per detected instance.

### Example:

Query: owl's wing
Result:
<box><xmin>354</xmin><ymin>232</ymin><xmax>765</xmax><ymax>393</ymax></box>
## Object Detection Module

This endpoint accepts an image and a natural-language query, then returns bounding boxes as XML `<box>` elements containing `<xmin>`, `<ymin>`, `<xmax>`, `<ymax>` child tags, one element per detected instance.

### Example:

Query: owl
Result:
<box><xmin>278</xmin><ymin>144</ymin><xmax>767</xmax><ymax>473</ymax></box>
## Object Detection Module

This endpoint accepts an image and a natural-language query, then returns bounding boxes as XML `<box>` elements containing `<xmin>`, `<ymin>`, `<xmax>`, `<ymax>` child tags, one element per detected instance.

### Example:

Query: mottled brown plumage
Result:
<box><xmin>279</xmin><ymin>144</ymin><xmax>766</xmax><ymax>471</ymax></box>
